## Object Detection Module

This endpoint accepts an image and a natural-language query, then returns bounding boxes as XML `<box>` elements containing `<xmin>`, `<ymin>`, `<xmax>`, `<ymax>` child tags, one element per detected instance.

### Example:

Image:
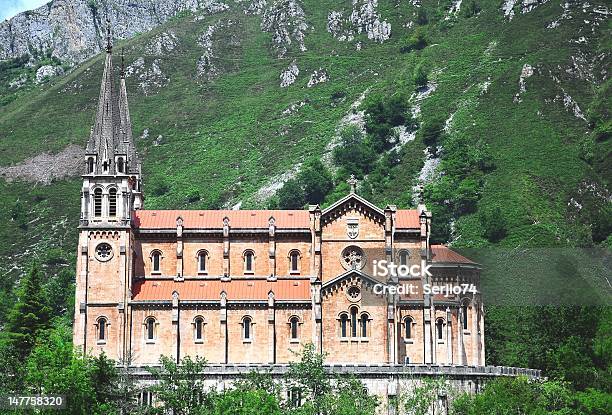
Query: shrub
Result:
<box><xmin>276</xmin><ymin>178</ymin><xmax>305</xmax><ymax>209</ymax></box>
<box><xmin>416</xmin><ymin>8</ymin><xmax>428</xmax><ymax>25</ymax></box>
<box><xmin>333</xmin><ymin>126</ymin><xmax>377</xmax><ymax>177</ymax></box>
<box><xmin>401</xmin><ymin>28</ymin><xmax>427</xmax><ymax>53</ymax></box>
<box><xmin>461</xmin><ymin>0</ymin><xmax>481</xmax><ymax>18</ymax></box>
<box><xmin>418</xmin><ymin>116</ymin><xmax>445</xmax><ymax>148</ymax></box>
<box><xmin>479</xmin><ymin>206</ymin><xmax>508</xmax><ymax>243</ymax></box>
<box><xmin>413</xmin><ymin>63</ymin><xmax>428</xmax><ymax>89</ymax></box>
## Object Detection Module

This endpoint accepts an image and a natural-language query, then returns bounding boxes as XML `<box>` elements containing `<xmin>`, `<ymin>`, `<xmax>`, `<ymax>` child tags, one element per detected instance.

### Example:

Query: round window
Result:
<box><xmin>341</xmin><ymin>246</ymin><xmax>365</xmax><ymax>270</ymax></box>
<box><xmin>95</xmin><ymin>243</ymin><xmax>113</xmax><ymax>262</ymax></box>
<box><xmin>346</xmin><ymin>286</ymin><xmax>361</xmax><ymax>302</ymax></box>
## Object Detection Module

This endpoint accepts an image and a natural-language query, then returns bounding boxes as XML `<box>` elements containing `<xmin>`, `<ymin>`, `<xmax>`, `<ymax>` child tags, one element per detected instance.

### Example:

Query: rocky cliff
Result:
<box><xmin>0</xmin><ymin>0</ymin><xmax>229</xmax><ymax>64</ymax></box>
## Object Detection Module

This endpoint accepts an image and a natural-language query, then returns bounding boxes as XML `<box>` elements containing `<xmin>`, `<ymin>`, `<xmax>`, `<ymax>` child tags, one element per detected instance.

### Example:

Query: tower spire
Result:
<box><xmin>85</xmin><ymin>18</ymin><xmax>120</xmax><ymax>175</ymax></box>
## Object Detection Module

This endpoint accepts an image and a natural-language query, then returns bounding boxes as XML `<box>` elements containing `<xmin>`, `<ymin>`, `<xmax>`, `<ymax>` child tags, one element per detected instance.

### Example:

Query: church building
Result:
<box><xmin>73</xmin><ymin>34</ymin><xmax>485</xmax><ymax>369</ymax></box>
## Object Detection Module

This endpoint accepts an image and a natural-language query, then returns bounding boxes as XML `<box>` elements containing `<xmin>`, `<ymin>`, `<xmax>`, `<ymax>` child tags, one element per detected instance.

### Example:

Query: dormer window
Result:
<box><xmin>117</xmin><ymin>158</ymin><xmax>124</xmax><ymax>173</ymax></box>
<box><xmin>103</xmin><ymin>161</ymin><xmax>108</xmax><ymax>173</ymax></box>
<box><xmin>87</xmin><ymin>157</ymin><xmax>94</xmax><ymax>174</ymax></box>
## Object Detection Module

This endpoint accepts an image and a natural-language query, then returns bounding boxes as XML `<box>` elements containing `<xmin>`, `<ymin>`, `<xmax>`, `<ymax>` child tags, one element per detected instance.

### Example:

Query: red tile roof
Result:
<box><xmin>395</xmin><ymin>210</ymin><xmax>419</xmax><ymax>229</ymax></box>
<box><xmin>133</xmin><ymin>210</ymin><xmax>310</xmax><ymax>230</ymax></box>
<box><xmin>133</xmin><ymin>209</ymin><xmax>420</xmax><ymax>230</ymax></box>
<box><xmin>132</xmin><ymin>279</ymin><xmax>311</xmax><ymax>301</ymax></box>
<box><xmin>431</xmin><ymin>245</ymin><xmax>476</xmax><ymax>264</ymax></box>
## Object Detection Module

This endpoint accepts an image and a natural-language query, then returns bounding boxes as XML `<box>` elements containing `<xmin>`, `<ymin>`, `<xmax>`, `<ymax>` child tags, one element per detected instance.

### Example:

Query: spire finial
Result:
<box><xmin>105</xmin><ymin>18</ymin><xmax>112</xmax><ymax>53</ymax></box>
<box><xmin>347</xmin><ymin>174</ymin><xmax>358</xmax><ymax>194</ymax></box>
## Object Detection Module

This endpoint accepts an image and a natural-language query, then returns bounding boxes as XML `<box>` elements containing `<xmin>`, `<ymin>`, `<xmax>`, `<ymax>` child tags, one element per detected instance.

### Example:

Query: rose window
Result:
<box><xmin>95</xmin><ymin>243</ymin><xmax>113</xmax><ymax>262</ymax></box>
<box><xmin>341</xmin><ymin>246</ymin><xmax>365</xmax><ymax>270</ymax></box>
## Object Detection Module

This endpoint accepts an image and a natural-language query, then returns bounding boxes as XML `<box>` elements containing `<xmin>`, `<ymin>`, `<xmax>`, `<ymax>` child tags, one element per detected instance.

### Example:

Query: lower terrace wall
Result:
<box><xmin>126</xmin><ymin>364</ymin><xmax>542</xmax><ymax>415</ymax></box>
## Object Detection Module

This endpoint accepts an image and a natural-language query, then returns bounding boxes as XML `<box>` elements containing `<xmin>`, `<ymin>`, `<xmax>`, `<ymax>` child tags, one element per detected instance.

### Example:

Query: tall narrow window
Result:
<box><xmin>244</xmin><ymin>250</ymin><xmax>254</xmax><ymax>273</ymax></box>
<box><xmin>109</xmin><ymin>188</ymin><xmax>117</xmax><ymax>217</ymax></box>
<box><xmin>94</xmin><ymin>188</ymin><xmax>102</xmax><ymax>218</ymax></box>
<box><xmin>360</xmin><ymin>314</ymin><xmax>368</xmax><ymax>337</ymax></box>
<box><xmin>462</xmin><ymin>304</ymin><xmax>468</xmax><ymax>330</ymax></box>
<box><xmin>404</xmin><ymin>317</ymin><xmax>413</xmax><ymax>339</ymax></box>
<box><xmin>290</xmin><ymin>251</ymin><xmax>300</xmax><ymax>273</ymax></box>
<box><xmin>151</xmin><ymin>251</ymin><xmax>161</xmax><ymax>273</ymax></box>
<box><xmin>243</xmin><ymin>316</ymin><xmax>252</xmax><ymax>340</ymax></box>
<box><xmin>340</xmin><ymin>314</ymin><xmax>348</xmax><ymax>338</ymax></box>
<box><xmin>436</xmin><ymin>318</ymin><xmax>444</xmax><ymax>340</ymax></box>
<box><xmin>197</xmin><ymin>251</ymin><xmax>208</xmax><ymax>273</ymax></box>
<box><xmin>194</xmin><ymin>317</ymin><xmax>204</xmax><ymax>342</ymax></box>
<box><xmin>399</xmin><ymin>250</ymin><xmax>409</xmax><ymax>266</ymax></box>
<box><xmin>290</xmin><ymin>316</ymin><xmax>299</xmax><ymax>340</ymax></box>
<box><xmin>145</xmin><ymin>317</ymin><xmax>156</xmax><ymax>341</ymax></box>
<box><xmin>350</xmin><ymin>307</ymin><xmax>358</xmax><ymax>338</ymax></box>
<box><xmin>98</xmin><ymin>317</ymin><xmax>107</xmax><ymax>341</ymax></box>
<box><xmin>117</xmin><ymin>158</ymin><xmax>124</xmax><ymax>173</ymax></box>
<box><xmin>87</xmin><ymin>158</ymin><xmax>94</xmax><ymax>173</ymax></box>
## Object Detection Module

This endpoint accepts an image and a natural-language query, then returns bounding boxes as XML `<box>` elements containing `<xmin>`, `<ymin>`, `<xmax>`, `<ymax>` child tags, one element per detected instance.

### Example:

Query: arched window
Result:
<box><xmin>151</xmin><ymin>251</ymin><xmax>162</xmax><ymax>273</ymax></box>
<box><xmin>194</xmin><ymin>316</ymin><xmax>204</xmax><ymax>342</ymax></box>
<box><xmin>242</xmin><ymin>316</ymin><xmax>252</xmax><ymax>340</ymax></box>
<box><xmin>340</xmin><ymin>313</ymin><xmax>348</xmax><ymax>338</ymax></box>
<box><xmin>103</xmin><ymin>160</ymin><xmax>109</xmax><ymax>173</ymax></box>
<box><xmin>290</xmin><ymin>316</ymin><xmax>299</xmax><ymax>340</ymax></box>
<box><xmin>244</xmin><ymin>250</ymin><xmax>255</xmax><ymax>273</ymax></box>
<box><xmin>117</xmin><ymin>158</ymin><xmax>124</xmax><ymax>173</ymax></box>
<box><xmin>145</xmin><ymin>317</ymin><xmax>156</xmax><ymax>341</ymax></box>
<box><xmin>399</xmin><ymin>250</ymin><xmax>409</xmax><ymax>266</ymax></box>
<box><xmin>94</xmin><ymin>188</ymin><xmax>102</xmax><ymax>218</ymax></box>
<box><xmin>97</xmin><ymin>317</ymin><xmax>107</xmax><ymax>342</ymax></box>
<box><xmin>404</xmin><ymin>317</ymin><xmax>413</xmax><ymax>340</ymax></box>
<box><xmin>360</xmin><ymin>313</ymin><xmax>369</xmax><ymax>338</ymax></box>
<box><xmin>350</xmin><ymin>306</ymin><xmax>358</xmax><ymax>338</ymax></box>
<box><xmin>289</xmin><ymin>250</ymin><xmax>300</xmax><ymax>273</ymax></box>
<box><xmin>109</xmin><ymin>188</ymin><xmax>117</xmax><ymax>217</ymax></box>
<box><xmin>436</xmin><ymin>318</ymin><xmax>444</xmax><ymax>340</ymax></box>
<box><xmin>462</xmin><ymin>303</ymin><xmax>469</xmax><ymax>330</ymax></box>
<box><xmin>87</xmin><ymin>157</ymin><xmax>94</xmax><ymax>173</ymax></box>
<box><xmin>197</xmin><ymin>251</ymin><xmax>208</xmax><ymax>273</ymax></box>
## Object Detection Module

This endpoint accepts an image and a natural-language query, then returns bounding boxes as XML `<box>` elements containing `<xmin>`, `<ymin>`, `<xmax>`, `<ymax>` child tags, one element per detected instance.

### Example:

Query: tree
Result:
<box><xmin>277</xmin><ymin>178</ymin><xmax>306</xmax><ymax>209</ymax></box>
<box><xmin>148</xmin><ymin>355</ymin><xmax>212</xmax><ymax>415</ymax></box>
<box><xmin>43</xmin><ymin>268</ymin><xmax>75</xmax><ymax>317</ymax></box>
<box><xmin>333</xmin><ymin>126</ymin><xmax>377</xmax><ymax>178</ymax></box>
<box><xmin>213</xmin><ymin>389</ymin><xmax>281</xmax><ymax>415</ymax></box>
<box><xmin>461</xmin><ymin>0</ymin><xmax>481</xmax><ymax>18</ymax></box>
<box><xmin>25</xmin><ymin>323</ymin><xmax>120</xmax><ymax>414</ymax></box>
<box><xmin>284</xmin><ymin>344</ymin><xmax>378</xmax><ymax>415</ymax></box>
<box><xmin>2</xmin><ymin>262</ymin><xmax>51</xmax><ymax>360</ymax></box>
<box><xmin>479</xmin><ymin>206</ymin><xmax>507</xmax><ymax>243</ymax></box>
<box><xmin>401</xmin><ymin>378</ymin><xmax>450</xmax><ymax>415</ymax></box>
<box><xmin>299</xmin><ymin>159</ymin><xmax>334</xmax><ymax>205</ymax></box>
<box><xmin>418</xmin><ymin>117</ymin><xmax>444</xmax><ymax>148</ymax></box>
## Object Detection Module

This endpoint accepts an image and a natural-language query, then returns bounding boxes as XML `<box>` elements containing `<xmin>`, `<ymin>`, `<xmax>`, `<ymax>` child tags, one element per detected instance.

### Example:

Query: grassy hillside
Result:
<box><xmin>0</xmin><ymin>0</ymin><xmax>609</xmax><ymax>371</ymax></box>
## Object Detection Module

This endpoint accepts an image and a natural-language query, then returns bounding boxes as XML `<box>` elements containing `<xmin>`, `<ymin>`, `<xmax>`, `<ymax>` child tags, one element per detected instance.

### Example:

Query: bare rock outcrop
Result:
<box><xmin>0</xmin><ymin>0</ymin><xmax>228</xmax><ymax>64</ymax></box>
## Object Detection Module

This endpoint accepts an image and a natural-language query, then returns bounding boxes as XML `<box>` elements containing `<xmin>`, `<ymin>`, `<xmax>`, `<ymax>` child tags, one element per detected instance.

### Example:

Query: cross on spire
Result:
<box><xmin>347</xmin><ymin>174</ymin><xmax>358</xmax><ymax>193</ymax></box>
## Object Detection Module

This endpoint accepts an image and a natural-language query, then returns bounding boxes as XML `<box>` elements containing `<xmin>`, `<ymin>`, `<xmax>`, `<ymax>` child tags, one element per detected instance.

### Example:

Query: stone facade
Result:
<box><xmin>73</xmin><ymin>37</ymin><xmax>486</xmax><ymax>370</ymax></box>
<box><xmin>67</xmin><ymin>36</ymin><xmax>528</xmax><ymax>414</ymax></box>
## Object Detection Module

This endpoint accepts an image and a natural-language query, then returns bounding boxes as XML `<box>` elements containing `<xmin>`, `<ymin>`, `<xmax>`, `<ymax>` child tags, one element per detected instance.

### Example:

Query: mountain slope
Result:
<box><xmin>0</xmin><ymin>0</ymin><xmax>609</xmax><ymax>316</ymax></box>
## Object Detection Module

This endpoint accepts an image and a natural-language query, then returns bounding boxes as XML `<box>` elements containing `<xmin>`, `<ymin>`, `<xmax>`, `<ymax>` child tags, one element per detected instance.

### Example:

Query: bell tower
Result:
<box><xmin>74</xmin><ymin>21</ymin><xmax>142</xmax><ymax>361</ymax></box>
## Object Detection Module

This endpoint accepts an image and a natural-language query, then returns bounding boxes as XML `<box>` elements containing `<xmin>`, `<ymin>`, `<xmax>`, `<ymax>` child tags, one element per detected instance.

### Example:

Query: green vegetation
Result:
<box><xmin>0</xmin><ymin>0</ymin><xmax>609</xmax><ymax>410</ymax></box>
